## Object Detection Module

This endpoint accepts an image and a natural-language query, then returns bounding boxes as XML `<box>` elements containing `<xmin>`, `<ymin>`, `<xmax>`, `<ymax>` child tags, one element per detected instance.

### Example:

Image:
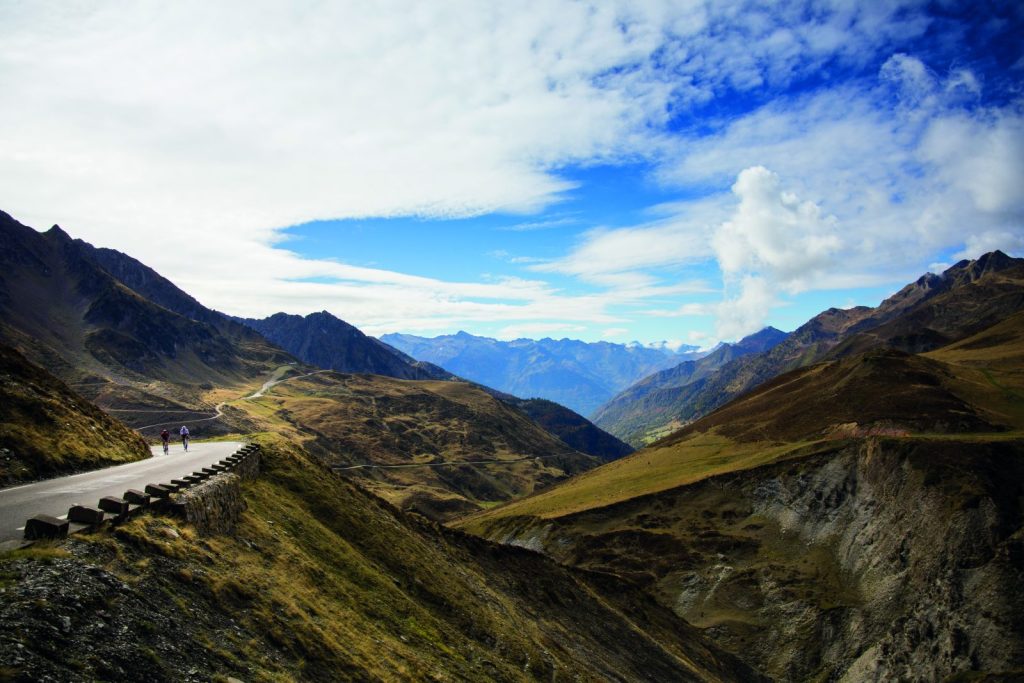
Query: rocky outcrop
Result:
<box><xmin>476</xmin><ymin>438</ymin><xmax>1024</xmax><ymax>681</ymax></box>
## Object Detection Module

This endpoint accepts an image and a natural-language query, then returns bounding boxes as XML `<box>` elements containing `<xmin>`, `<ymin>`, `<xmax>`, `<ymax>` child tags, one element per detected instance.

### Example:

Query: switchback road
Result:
<box><xmin>0</xmin><ymin>441</ymin><xmax>243</xmax><ymax>542</ymax></box>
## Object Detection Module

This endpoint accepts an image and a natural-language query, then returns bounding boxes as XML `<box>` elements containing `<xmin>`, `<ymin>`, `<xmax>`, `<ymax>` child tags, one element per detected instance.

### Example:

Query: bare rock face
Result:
<box><xmin>476</xmin><ymin>438</ymin><xmax>1024</xmax><ymax>681</ymax></box>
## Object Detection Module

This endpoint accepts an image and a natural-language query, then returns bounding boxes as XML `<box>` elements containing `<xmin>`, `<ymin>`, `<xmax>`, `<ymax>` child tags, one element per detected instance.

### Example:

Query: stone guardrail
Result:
<box><xmin>23</xmin><ymin>444</ymin><xmax>261</xmax><ymax>541</ymax></box>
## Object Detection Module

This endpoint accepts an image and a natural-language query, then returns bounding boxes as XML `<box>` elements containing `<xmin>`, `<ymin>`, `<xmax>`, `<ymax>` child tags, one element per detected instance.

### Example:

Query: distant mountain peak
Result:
<box><xmin>44</xmin><ymin>224</ymin><xmax>71</xmax><ymax>241</ymax></box>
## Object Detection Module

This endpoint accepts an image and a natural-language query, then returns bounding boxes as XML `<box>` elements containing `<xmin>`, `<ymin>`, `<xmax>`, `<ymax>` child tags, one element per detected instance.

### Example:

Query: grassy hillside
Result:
<box><xmin>0</xmin><ymin>436</ymin><xmax>760</xmax><ymax>682</ymax></box>
<box><xmin>458</xmin><ymin>315</ymin><xmax>1024</xmax><ymax>680</ymax></box>
<box><xmin>500</xmin><ymin>396</ymin><xmax>633</xmax><ymax>461</ymax></box>
<box><xmin>595</xmin><ymin>252</ymin><xmax>1024</xmax><ymax>445</ymax></box>
<box><xmin>593</xmin><ymin>328</ymin><xmax>788</xmax><ymax>445</ymax></box>
<box><xmin>238</xmin><ymin>372</ymin><xmax>603</xmax><ymax>521</ymax></box>
<box><xmin>0</xmin><ymin>343</ymin><xmax>149</xmax><ymax>485</ymax></box>
<box><xmin>462</xmin><ymin>322</ymin><xmax>1023</xmax><ymax>527</ymax></box>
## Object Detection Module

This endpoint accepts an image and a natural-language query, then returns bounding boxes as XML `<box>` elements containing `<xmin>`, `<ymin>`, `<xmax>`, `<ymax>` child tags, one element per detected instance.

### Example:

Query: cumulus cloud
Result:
<box><xmin>713</xmin><ymin>166</ymin><xmax>840</xmax><ymax>290</ymax></box>
<box><xmin>714</xmin><ymin>276</ymin><xmax>777</xmax><ymax>340</ymax></box>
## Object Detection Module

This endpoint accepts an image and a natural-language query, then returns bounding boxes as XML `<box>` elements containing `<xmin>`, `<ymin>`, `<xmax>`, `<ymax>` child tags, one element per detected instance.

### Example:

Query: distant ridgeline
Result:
<box><xmin>594</xmin><ymin>251</ymin><xmax>1024</xmax><ymax>446</ymax></box>
<box><xmin>380</xmin><ymin>330</ymin><xmax>705</xmax><ymax>417</ymax></box>
<box><xmin>0</xmin><ymin>209</ymin><xmax>629</xmax><ymax>487</ymax></box>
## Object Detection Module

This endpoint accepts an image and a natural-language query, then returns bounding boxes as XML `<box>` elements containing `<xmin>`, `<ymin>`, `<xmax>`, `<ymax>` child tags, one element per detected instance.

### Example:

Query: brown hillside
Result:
<box><xmin>0</xmin><ymin>211</ymin><xmax>293</xmax><ymax>436</ymax></box>
<box><xmin>658</xmin><ymin>348</ymin><xmax>999</xmax><ymax>446</ymax></box>
<box><xmin>0</xmin><ymin>343</ymin><xmax>149</xmax><ymax>485</ymax></box>
<box><xmin>0</xmin><ymin>436</ymin><xmax>762</xmax><ymax>682</ymax></box>
<box><xmin>247</xmin><ymin>372</ymin><xmax>602</xmax><ymax>521</ymax></box>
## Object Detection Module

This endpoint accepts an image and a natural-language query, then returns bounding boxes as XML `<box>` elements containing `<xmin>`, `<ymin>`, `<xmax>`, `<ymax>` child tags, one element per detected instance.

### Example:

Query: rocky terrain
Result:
<box><xmin>0</xmin><ymin>438</ymin><xmax>760</xmax><ymax>682</ymax></box>
<box><xmin>462</xmin><ymin>309</ymin><xmax>1024</xmax><ymax>680</ymax></box>
<box><xmin>469</xmin><ymin>437</ymin><xmax>1024</xmax><ymax>681</ymax></box>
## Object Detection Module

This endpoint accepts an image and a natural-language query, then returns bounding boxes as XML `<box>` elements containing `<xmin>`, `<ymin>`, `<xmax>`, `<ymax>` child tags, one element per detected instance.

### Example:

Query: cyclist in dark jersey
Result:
<box><xmin>160</xmin><ymin>429</ymin><xmax>170</xmax><ymax>454</ymax></box>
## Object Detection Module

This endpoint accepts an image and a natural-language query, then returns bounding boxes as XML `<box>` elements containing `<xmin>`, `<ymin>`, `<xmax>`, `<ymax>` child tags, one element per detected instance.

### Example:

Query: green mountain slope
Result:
<box><xmin>0</xmin><ymin>343</ymin><xmax>150</xmax><ymax>485</ymax></box>
<box><xmin>244</xmin><ymin>371</ymin><xmax>605</xmax><ymax>521</ymax></box>
<box><xmin>503</xmin><ymin>397</ymin><xmax>633</xmax><ymax>462</ymax></box>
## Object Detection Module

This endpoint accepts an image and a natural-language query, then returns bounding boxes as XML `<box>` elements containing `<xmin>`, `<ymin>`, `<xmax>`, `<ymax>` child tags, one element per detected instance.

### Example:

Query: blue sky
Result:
<box><xmin>1</xmin><ymin>1</ymin><xmax>1022</xmax><ymax>346</ymax></box>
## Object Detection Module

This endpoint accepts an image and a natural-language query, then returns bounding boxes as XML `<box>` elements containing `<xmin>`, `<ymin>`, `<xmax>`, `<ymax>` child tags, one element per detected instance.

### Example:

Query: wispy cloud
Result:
<box><xmin>498</xmin><ymin>216</ymin><xmax>580</xmax><ymax>232</ymax></box>
<box><xmin>0</xmin><ymin>2</ymin><xmax>1019</xmax><ymax>344</ymax></box>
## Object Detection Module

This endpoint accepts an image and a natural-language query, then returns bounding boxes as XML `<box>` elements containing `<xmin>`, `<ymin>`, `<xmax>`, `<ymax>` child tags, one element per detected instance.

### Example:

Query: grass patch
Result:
<box><xmin>458</xmin><ymin>430</ymin><xmax>827</xmax><ymax>526</ymax></box>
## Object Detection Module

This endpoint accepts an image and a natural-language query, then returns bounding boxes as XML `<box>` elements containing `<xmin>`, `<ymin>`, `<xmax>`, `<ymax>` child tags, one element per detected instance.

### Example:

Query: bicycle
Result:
<box><xmin>182</xmin><ymin>435</ymin><xmax>190</xmax><ymax>452</ymax></box>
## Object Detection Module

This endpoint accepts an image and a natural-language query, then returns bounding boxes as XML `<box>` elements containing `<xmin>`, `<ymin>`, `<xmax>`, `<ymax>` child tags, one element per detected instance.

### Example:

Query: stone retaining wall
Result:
<box><xmin>22</xmin><ymin>443</ymin><xmax>262</xmax><ymax>541</ymax></box>
<box><xmin>176</xmin><ymin>472</ymin><xmax>246</xmax><ymax>535</ymax></box>
<box><xmin>232</xmin><ymin>448</ymin><xmax>260</xmax><ymax>481</ymax></box>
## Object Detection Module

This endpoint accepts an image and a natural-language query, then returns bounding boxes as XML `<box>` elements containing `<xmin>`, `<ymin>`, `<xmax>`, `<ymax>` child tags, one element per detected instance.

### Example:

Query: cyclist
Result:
<box><xmin>160</xmin><ymin>429</ymin><xmax>170</xmax><ymax>455</ymax></box>
<box><xmin>180</xmin><ymin>425</ymin><xmax>190</xmax><ymax>451</ymax></box>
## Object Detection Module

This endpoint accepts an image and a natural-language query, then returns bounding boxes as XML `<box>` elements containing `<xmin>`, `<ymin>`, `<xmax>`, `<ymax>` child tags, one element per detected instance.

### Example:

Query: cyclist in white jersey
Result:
<box><xmin>180</xmin><ymin>425</ymin><xmax>190</xmax><ymax>451</ymax></box>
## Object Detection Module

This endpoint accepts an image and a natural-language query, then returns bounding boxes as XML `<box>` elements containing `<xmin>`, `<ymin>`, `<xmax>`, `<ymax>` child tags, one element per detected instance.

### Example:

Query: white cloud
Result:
<box><xmin>880</xmin><ymin>53</ymin><xmax>938</xmax><ymax>106</ymax></box>
<box><xmin>713</xmin><ymin>166</ymin><xmax>841</xmax><ymax>291</ymax></box>
<box><xmin>0</xmin><ymin>2</ymin><xmax>1018</xmax><ymax>346</ymax></box>
<box><xmin>919</xmin><ymin>111</ymin><xmax>1024</xmax><ymax>216</ymax></box>
<box><xmin>715</xmin><ymin>276</ymin><xmax>776</xmax><ymax>340</ymax></box>
<box><xmin>601</xmin><ymin>327</ymin><xmax>630</xmax><ymax>338</ymax></box>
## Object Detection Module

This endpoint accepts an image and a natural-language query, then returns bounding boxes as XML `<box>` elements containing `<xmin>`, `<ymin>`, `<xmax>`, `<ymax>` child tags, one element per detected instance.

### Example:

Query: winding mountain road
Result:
<box><xmin>0</xmin><ymin>441</ymin><xmax>243</xmax><ymax>542</ymax></box>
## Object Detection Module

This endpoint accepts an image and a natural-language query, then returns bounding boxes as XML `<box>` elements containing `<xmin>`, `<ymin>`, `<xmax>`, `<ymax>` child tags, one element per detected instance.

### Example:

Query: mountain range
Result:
<box><xmin>380</xmin><ymin>331</ymin><xmax>703</xmax><ymax>416</ymax></box>
<box><xmin>0</xmin><ymin>210</ymin><xmax>629</xmax><ymax>473</ymax></box>
<box><xmin>239</xmin><ymin>310</ymin><xmax>632</xmax><ymax>462</ymax></box>
<box><xmin>595</xmin><ymin>251</ymin><xmax>1024</xmax><ymax>445</ymax></box>
<box><xmin>461</xmin><ymin>265</ymin><xmax>1024</xmax><ymax>680</ymax></box>
<box><xmin>2</xmin><ymin>203</ymin><xmax>1022</xmax><ymax>681</ymax></box>
<box><xmin>239</xmin><ymin>311</ymin><xmax>453</xmax><ymax>381</ymax></box>
<box><xmin>594</xmin><ymin>326</ymin><xmax>789</xmax><ymax>444</ymax></box>
<box><xmin>0</xmin><ymin>211</ymin><xmax>292</xmax><ymax>437</ymax></box>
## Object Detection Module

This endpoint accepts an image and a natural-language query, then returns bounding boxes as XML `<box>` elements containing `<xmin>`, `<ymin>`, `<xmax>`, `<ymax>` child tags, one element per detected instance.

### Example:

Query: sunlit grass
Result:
<box><xmin>458</xmin><ymin>431</ymin><xmax>830</xmax><ymax>526</ymax></box>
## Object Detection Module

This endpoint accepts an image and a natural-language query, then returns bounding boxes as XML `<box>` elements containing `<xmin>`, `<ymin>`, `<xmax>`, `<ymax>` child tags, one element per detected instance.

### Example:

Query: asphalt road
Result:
<box><xmin>0</xmin><ymin>440</ymin><xmax>243</xmax><ymax>542</ymax></box>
